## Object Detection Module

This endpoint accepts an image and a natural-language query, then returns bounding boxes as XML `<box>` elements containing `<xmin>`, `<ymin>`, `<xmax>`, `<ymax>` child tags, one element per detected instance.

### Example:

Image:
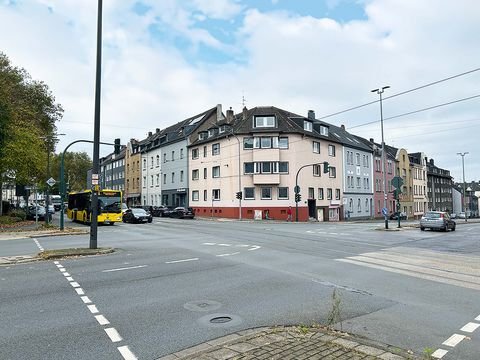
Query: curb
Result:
<box><xmin>156</xmin><ymin>326</ymin><xmax>418</xmax><ymax>360</ymax></box>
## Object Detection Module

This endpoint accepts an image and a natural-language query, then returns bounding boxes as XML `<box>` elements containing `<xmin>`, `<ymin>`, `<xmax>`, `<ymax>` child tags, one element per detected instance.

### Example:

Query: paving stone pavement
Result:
<box><xmin>158</xmin><ymin>326</ymin><xmax>419</xmax><ymax>360</ymax></box>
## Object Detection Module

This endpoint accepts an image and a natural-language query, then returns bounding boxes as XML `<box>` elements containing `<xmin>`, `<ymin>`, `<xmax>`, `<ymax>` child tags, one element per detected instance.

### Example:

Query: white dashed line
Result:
<box><xmin>62</xmin><ymin>272</ymin><xmax>71</xmax><ymax>277</ymax></box>
<box><xmin>118</xmin><ymin>345</ymin><xmax>138</xmax><ymax>360</ymax></box>
<box><xmin>95</xmin><ymin>315</ymin><xmax>110</xmax><ymax>325</ymax></box>
<box><xmin>80</xmin><ymin>296</ymin><xmax>92</xmax><ymax>304</ymax></box>
<box><xmin>216</xmin><ymin>252</ymin><xmax>240</xmax><ymax>257</ymax></box>
<box><xmin>75</xmin><ymin>288</ymin><xmax>85</xmax><ymax>295</ymax></box>
<box><xmin>105</xmin><ymin>327</ymin><xmax>123</xmax><ymax>342</ymax></box>
<box><xmin>56</xmin><ymin>264</ymin><xmax>64</xmax><ymax>268</ymax></box>
<box><xmin>218</xmin><ymin>243</ymin><xmax>231</xmax><ymax>247</ymax></box>
<box><xmin>442</xmin><ymin>334</ymin><xmax>465</xmax><ymax>347</ymax></box>
<box><xmin>165</xmin><ymin>258</ymin><xmax>199</xmax><ymax>264</ymax></box>
<box><xmin>60</xmin><ymin>268</ymin><xmax>66</xmax><ymax>272</ymax></box>
<box><xmin>70</xmin><ymin>282</ymin><xmax>80</xmax><ymax>288</ymax></box>
<box><xmin>66</xmin><ymin>277</ymin><xmax>74</xmax><ymax>282</ymax></box>
<box><xmin>460</xmin><ymin>322</ymin><xmax>480</xmax><ymax>333</ymax></box>
<box><xmin>235</xmin><ymin>244</ymin><xmax>250</xmax><ymax>248</ymax></box>
<box><xmin>476</xmin><ymin>315</ymin><xmax>480</xmax><ymax>321</ymax></box>
<box><xmin>87</xmin><ymin>305</ymin><xmax>99</xmax><ymax>314</ymax></box>
<box><xmin>431</xmin><ymin>349</ymin><xmax>448</xmax><ymax>359</ymax></box>
<box><xmin>248</xmin><ymin>245</ymin><xmax>261</xmax><ymax>251</ymax></box>
<box><xmin>53</xmin><ymin>261</ymin><xmax>59</xmax><ymax>265</ymax></box>
<box><xmin>102</xmin><ymin>265</ymin><xmax>148</xmax><ymax>273</ymax></box>
<box><xmin>203</xmin><ymin>242</ymin><xmax>216</xmax><ymax>245</ymax></box>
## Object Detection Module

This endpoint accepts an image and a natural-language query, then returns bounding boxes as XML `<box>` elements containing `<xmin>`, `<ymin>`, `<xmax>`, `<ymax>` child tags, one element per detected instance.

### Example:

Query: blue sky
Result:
<box><xmin>0</xmin><ymin>0</ymin><xmax>479</xmax><ymax>180</ymax></box>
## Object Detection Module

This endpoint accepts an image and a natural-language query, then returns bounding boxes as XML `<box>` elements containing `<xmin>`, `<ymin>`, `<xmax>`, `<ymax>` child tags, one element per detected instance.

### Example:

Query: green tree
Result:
<box><xmin>0</xmin><ymin>52</ymin><xmax>63</xmax><ymax>214</ymax></box>
<box><xmin>50</xmin><ymin>152</ymin><xmax>93</xmax><ymax>193</ymax></box>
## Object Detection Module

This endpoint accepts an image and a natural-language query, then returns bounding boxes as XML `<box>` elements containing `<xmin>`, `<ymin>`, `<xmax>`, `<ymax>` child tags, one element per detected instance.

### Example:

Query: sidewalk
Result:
<box><xmin>159</xmin><ymin>326</ymin><xmax>418</xmax><ymax>360</ymax></box>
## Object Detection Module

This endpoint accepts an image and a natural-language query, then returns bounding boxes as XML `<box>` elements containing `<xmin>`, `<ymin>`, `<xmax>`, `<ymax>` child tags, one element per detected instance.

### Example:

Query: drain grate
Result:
<box><xmin>210</xmin><ymin>316</ymin><xmax>232</xmax><ymax>324</ymax></box>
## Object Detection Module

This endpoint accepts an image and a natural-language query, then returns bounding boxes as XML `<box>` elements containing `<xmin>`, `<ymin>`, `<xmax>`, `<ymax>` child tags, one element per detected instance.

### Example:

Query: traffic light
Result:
<box><xmin>114</xmin><ymin>138</ymin><xmax>121</xmax><ymax>155</ymax></box>
<box><xmin>323</xmin><ymin>161</ymin><xmax>330</xmax><ymax>174</ymax></box>
<box><xmin>393</xmin><ymin>188</ymin><xmax>401</xmax><ymax>200</ymax></box>
<box><xmin>295</xmin><ymin>193</ymin><xmax>301</xmax><ymax>202</ymax></box>
<box><xmin>236</xmin><ymin>191</ymin><xmax>242</xmax><ymax>200</ymax></box>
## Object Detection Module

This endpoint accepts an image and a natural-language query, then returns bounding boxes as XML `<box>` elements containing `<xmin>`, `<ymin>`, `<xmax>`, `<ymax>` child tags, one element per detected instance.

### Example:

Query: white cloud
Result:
<box><xmin>1</xmin><ymin>0</ymin><xmax>479</xmax><ymax>181</ymax></box>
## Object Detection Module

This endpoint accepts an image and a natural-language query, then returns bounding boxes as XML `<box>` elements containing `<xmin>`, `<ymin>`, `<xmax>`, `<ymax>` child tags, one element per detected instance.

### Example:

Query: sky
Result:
<box><xmin>1</xmin><ymin>0</ymin><xmax>479</xmax><ymax>183</ymax></box>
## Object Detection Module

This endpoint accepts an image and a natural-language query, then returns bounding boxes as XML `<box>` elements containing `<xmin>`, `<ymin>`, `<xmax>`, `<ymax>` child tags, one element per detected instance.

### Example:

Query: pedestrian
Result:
<box><xmin>287</xmin><ymin>206</ymin><xmax>292</xmax><ymax>222</ymax></box>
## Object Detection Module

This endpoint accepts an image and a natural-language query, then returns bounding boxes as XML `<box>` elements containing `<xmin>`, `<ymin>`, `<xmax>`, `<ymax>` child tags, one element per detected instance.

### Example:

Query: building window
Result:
<box><xmin>150</xmin><ymin>156</ymin><xmax>154</xmax><ymax>168</ymax></box>
<box><xmin>171</xmin><ymin>172</ymin><xmax>175</xmax><ymax>183</ymax></box>
<box><xmin>304</xmin><ymin>120</ymin><xmax>313</xmax><ymax>132</ymax></box>
<box><xmin>320</xmin><ymin>126</ymin><xmax>329</xmax><ymax>136</ymax></box>
<box><xmin>156</xmin><ymin>174</ymin><xmax>159</xmax><ymax>186</ymax></box>
<box><xmin>313</xmin><ymin>165</ymin><xmax>321</xmax><ymax>177</ymax></box>
<box><xmin>212</xmin><ymin>189</ymin><xmax>220</xmax><ymax>200</ymax></box>
<box><xmin>328</xmin><ymin>145</ymin><xmax>335</xmax><ymax>157</ymax></box>
<box><xmin>163</xmin><ymin>174</ymin><xmax>166</xmax><ymax>184</ymax></box>
<box><xmin>180</xmin><ymin>149</ymin><xmax>184</xmax><ymax>159</ymax></box>
<box><xmin>204</xmin><ymin>168</ymin><xmax>207</xmax><ymax>179</ymax></box>
<box><xmin>163</xmin><ymin>153</ymin><xmax>167</xmax><ymax>163</ymax></box>
<box><xmin>244</xmin><ymin>162</ymin><xmax>254</xmax><ymax>174</ymax></box>
<box><xmin>156</xmin><ymin>155</ymin><xmax>160</xmax><ymax>166</ymax></box>
<box><xmin>180</xmin><ymin>170</ymin><xmax>184</xmax><ymax>182</ymax></box>
<box><xmin>278</xmin><ymin>137</ymin><xmax>289</xmax><ymax>149</ymax></box>
<box><xmin>357</xmin><ymin>199</ymin><xmax>361</xmax><ymax>212</ymax></box>
<box><xmin>365</xmin><ymin>199</ymin><xmax>369</xmax><ymax>213</ymax></box>
<box><xmin>308</xmin><ymin>187</ymin><xmax>314</xmax><ymax>199</ymax></box>
<box><xmin>150</xmin><ymin>175</ymin><xmax>153</xmax><ymax>187</ymax></box>
<box><xmin>313</xmin><ymin>141</ymin><xmax>320</xmax><ymax>154</ymax></box>
<box><xmin>335</xmin><ymin>189</ymin><xmax>340</xmax><ymax>200</ymax></box>
<box><xmin>244</xmin><ymin>187</ymin><xmax>255</xmax><ymax>199</ymax></box>
<box><xmin>244</xmin><ymin>137</ymin><xmax>253</xmax><ymax>149</ymax></box>
<box><xmin>327</xmin><ymin>188</ymin><xmax>332</xmax><ymax>200</ymax></box>
<box><xmin>212</xmin><ymin>166</ymin><xmax>220</xmax><ymax>178</ymax></box>
<box><xmin>143</xmin><ymin>176</ymin><xmax>146</xmax><ymax>188</ymax></box>
<box><xmin>261</xmin><ymin>137</ymin><xmax>272</xmax><ymax>148</ymax></box>
<box><xmin>261</xmin><ymin>187</ymin><xmax>272</xmax><ymax>199</ymax></box>
<box><xmin>262</xmin><ymin>162</ymin><xmax>271</xmax><ymax>173</ymax></box>
<box><xmin>278</xmin><ymin>187</ymin><xmax>288</xmax><ymax>199</ymax></box>
<box><xmin>318</xmin><ymin>188</ymin><xmax>324</xmax><ymax>200</ymax></box>
<box><xmin>203</xmin><ymin>146</ymin><xmax>207</xmax><ymax>157</ymax></box>
<box><xmin>204</xmin><ymin>190</ymin><xmax>207</xmax><ymax>201</ymax></box>
<box><xmin>254</xmin><ymin>115</ymin><xmax>275</xmax><ymax>128</ymax></box>
<box><xmin>192</xmin><ymin>191</ymin><xmax>199</xmax><ymax>201</ymax></box>
<box><xmin>279</xmin><ymin>162</ymin><xmax>289</xmax><ymax>174</ymax></box>
<box><xmin>329</xmin><ymin>166</ymin><xmax>336</xmax><ymax>178</ymax></box>
<box><xmin>212</xmin><ymin>143</ymin><xmax>220</xmax><ymax>156</ymax></box>
<box><xmin>192</xmin><ymin>148</ymin><xmax>199</xmax><ymax>159</ymax></box>
<box><xmin>356</xmin><ymin>153</ymin><xmax>360</xmax><ymax>165</ymax></box>
<box><xmin>192</xmin><ymin>169</ymin><xmax>199</xmax><ymax>180</ymax></box>
<box><xmin>357</xmin><ymin>177</ymin><xmax>361</xmax><ymax>188</ymax></box>
<box><xmin>143</xmin><ymin>159</ymin><xmax>146</xmax><ymax>170</ymax></box>
<box><xmin>199</xmin><ymin>132</ymin><xmax>207</xmax><ymax>140</ymax></box>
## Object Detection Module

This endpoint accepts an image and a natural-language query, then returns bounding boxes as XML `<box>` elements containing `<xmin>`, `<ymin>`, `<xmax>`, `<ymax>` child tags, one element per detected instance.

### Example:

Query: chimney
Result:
<box><xmin>369</xmin><ymin>138</ymin><xmax>374</xmax><ymax>144</ymax></box>
<box><xmin>226</xmin><ymin>107</ymin><xmax>234</xmax><ymax>124</ymax></box>
<box><xmin>341</xmin><ymin>124</ymin><xmax>345</xmax><ymax>130</ymax></box>
<box><xmin>430</xmin><ymin>159</ymin><xmax>434</xmax><ymax>166</ymax></box>
<box><xmin>216</xmin><ymin>104</ymin><xmax>223</xmax><ymax>123</ymax></box>
<box><xmin>148</xmin><ymin>131</ymin><xmax>152</xmax><ymax>137</ymax></box>
<box><xmin>156</xmin><ymin>128</ymin><xmax>160</xmax><ymax>133</ymax></box>
<box><xmin>242</xmin><ymin>106</ymin><xmax>248</xmax><ymax>121</ymax></box>
<box><xmin>307</xmin><ymin>110</ymin><xmax>315</xmax><ymax>120</ymax></box>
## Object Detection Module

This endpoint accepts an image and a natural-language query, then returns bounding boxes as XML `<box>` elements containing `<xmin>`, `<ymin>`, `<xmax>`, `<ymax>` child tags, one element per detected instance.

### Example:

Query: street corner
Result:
<box><xmin>0</xmin><ymin>254</ymin><xmax>38</xmax><ymax>265</ymax></box>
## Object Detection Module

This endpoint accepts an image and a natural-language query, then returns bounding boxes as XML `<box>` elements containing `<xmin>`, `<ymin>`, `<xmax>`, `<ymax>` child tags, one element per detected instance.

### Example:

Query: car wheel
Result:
<box><xmin>451</xmin><ymin>225</ymin><xmax>456</xmax><ymax>231</ymax></box>
<box><xmin>148</xmin><ymin>219</ymin><xmax>152</xmax><ymax>223</ymax></box>
<box><xmin>420</xmin><ymin>227</ymin><xmax>425</xmax><ymax>231</ymax></box>
<box><xmin>441</xmin><ymin>226</ymin><xmax>447</xmax><ymax>232</ymax></box>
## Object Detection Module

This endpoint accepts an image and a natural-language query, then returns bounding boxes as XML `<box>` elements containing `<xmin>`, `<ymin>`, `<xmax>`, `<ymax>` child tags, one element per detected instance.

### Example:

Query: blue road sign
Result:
<box><xmin>382</xmin><ymin>207</ymin><xmax>388</xmax><ymax>216</ymax></box>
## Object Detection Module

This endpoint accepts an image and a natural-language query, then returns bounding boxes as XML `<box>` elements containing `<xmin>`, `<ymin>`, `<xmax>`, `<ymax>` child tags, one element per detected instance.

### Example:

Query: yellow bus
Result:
<box><xmin>67</xmin><ymin>189</ymin><xmax>123</xmax><ymax>225</ymax></box>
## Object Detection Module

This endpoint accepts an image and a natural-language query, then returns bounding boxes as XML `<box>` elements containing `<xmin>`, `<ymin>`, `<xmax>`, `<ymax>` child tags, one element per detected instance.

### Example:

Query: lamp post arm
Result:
<box><xmin>295</xmin><ymin>163</ymin><xmax>324</xmax><ymax>222</ymax></box>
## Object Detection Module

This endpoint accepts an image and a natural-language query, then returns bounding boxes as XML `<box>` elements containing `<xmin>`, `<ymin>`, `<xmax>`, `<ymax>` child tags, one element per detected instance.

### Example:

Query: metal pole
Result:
<box><xmin>457</xmin><ymin>152</ymin><xmax>469</xmax><ymax>222</ymax></box>
<box><xmin>90</xmin><ymin>0</ymin><xmax>103</xmax><ymax>249</ymax></box>
<box><xmin>372</xmin><ymin>86</ymin><xmax>390</xmax><ymax>229</ymax></box>
<box><xmin>45</xmin><ymin>144</ymin><xmax>50</xmax><ymax>225</ymax></box>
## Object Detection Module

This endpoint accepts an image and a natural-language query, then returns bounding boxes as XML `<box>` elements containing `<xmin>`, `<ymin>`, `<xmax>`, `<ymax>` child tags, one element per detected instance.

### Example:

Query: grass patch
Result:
<box><xmin>39</xmin><ymin>247</ymin><xmax>114</xmax><ymax>259</ymax></box>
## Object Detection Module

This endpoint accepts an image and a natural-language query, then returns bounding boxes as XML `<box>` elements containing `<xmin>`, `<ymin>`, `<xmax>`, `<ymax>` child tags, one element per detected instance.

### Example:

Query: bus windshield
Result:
<box><xmin>99</xmin><ymin>196</ymin><xmax>121</xmax><ymax>213</ymax></box>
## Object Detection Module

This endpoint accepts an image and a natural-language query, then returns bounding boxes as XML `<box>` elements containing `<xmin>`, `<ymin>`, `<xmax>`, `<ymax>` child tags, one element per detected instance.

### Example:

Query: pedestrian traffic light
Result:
<box><xmin>323</xmin><ymin>161</ymin><xmax>330</xmax><ymax>174</ymax></box>
<box><xmin>236</xmin><ymin>191</ymin><xmax>242</xmax><ymax>200</ymax></box>
<box><xmin>114</xmin><ymin>138</ymin><xmax>121</xmax><ymax>155</ymax></box>
<box><xmin>295</xmin><ymin>193</ymin><xmax>301</xmax><ymax>202</ymax></box>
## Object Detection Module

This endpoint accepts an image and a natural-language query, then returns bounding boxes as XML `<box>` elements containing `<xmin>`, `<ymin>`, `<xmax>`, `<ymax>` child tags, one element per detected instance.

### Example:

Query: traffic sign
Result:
<box><xmin>392</xmin><ymin>176</ymin><xmax>403</xmax><ymax>189</ymax></box>
<box><xmin>46</xmin><ymin>177</ymin><xmax>56</xmax><ymax>187</ymax></box>
<box><xmin>381</xmin><ymin>207</ymin><xmax>388</xmax><ymax>216</ymax></box>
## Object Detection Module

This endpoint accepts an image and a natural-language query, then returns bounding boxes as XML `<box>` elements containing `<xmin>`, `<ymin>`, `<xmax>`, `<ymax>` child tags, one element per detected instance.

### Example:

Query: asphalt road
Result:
<box><xmin>1</xmin><ymin>216</ymin><xmax>479</xmax><ymax>360</ymax></box>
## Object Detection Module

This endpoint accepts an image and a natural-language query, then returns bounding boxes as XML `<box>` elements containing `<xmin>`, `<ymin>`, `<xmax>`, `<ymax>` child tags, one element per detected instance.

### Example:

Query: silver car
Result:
<box><xmin>420</xmin><ymin>211</ymin><xmax>456</xmax><ymax>232</ymax></box>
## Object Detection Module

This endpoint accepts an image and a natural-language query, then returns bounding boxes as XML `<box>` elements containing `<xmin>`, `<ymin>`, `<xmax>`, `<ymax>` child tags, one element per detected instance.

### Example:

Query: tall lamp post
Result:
<box><xmin>227</xmin><ymin>129</ymin><xmax>242</xmax><ymax>220</ymax></box>
<box><xmin>457</xmin><ymin>152</ymin><xmax>469</xmax><ymax>222</ymax></box>
<box><xmin>372</xmin><ymin>86</ymin><xmax>390</xmax><ymax>229</ymax></box>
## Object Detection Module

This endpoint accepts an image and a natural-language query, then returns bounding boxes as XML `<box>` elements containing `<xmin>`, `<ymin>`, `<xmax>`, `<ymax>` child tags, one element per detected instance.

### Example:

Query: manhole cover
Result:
<box><xmin>184</xmin><ymin>300</ymin><xmax>222</xmax><ymax>312</ymax></box>
<box><xmin>210</xmin><ymin>316</ymin><xmax>232</xmax><ymax>324</ymax></box>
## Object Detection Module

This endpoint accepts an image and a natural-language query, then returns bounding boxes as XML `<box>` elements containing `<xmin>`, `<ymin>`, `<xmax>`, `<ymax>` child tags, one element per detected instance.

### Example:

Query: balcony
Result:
<box><xmin>253</xmin><ymin>173</ymin><xmax>280</xmax><ymax>185</ymax></box>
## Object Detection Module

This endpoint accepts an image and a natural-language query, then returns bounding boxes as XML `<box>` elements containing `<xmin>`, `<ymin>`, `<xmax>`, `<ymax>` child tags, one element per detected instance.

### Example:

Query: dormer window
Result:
<box><xmin>208</xmin><ymin>129</ymin><xmax>215</xmax><ymax>137</ymax></box>
<box><xmin>219</xmin><ymin>125</ymin><xmax>225</xmax><ymax>134</ymax></box>
<box><xmin>254</xmin><ymin>115</ymin><xmax>276</xmax><ymax>128</ymax></box>
<box><xmin>320</xmin><ymin>125</ymin><xmax>329</xmax><ymax>136</ymax></box>
<box><xmin>304</xmin><ymin>120</ymin><xmax>313</xmax><ymax>132</ymax></box>
<box><xmin>199</xmin><ymin>132</ymin><xmax>207</xmax><ymax>140</ymax></box>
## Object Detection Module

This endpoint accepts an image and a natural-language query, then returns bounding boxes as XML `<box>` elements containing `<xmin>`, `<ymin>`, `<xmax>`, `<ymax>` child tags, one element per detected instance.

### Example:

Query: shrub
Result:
<box><xmin>9</xmin><ymin>209</ymin><xmax>27</xmax><ymax>221</ymax></box>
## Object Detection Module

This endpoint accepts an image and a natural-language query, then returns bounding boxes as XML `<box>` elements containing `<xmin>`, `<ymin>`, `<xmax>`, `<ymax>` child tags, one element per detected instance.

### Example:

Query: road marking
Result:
<box><xmin>95</xmin><ymin>315</ymin><xmax>110</xmax><ymax>325</ymax></box>
<box><xmin>87</xmin><ymin>305</ymin><xmax>99</xmax><ymax>314</ymax></box>
<box><xmin>216</xmin><ymin>252</ymin><xmax>240</xmax><ymax>257</ymax></box>
<box><xmin>75</xmin><ymin>288</ymin><xmax>85</xmax><ymax>295</ymax></box>
<box><xmin>60</xmin><ymin>268</ymin><xmax>66</xmax><ymax>272</ymax></box>
<box><xmin>80</xmin><ymin>296</ymin><xmax>92</xmax><ymax>304</ymax></box>
<box><xmin>63</xmin><ymin>272</ymin><xmax>71</xmax><ymax>277</ymax></box>
<box><xmin>66</xmin><ymin>277</ymin><xmax>74</xmax><ymax>281</ymax></box>
<box><xmin>475</xmin><ymin>314</ymin><xmax>480</xmax><ymax>321</ymax></box>
<box><xmin>431</xmin><ymin>349</ymin><xmax>448</xmax><ymax>358</ymax></box>
<box><xmin>442</xmin><ymin>334</ymin><xmax>465</xmax><ymax>347</ymax></box>
<box><xmin>218</xmin><ymin>243</ymin><xmax>231</xmax><ymax>247</ymax></box>
<box><xmin>56</xmin><ymin>264</ymin><xmax>63</xmax><ymax>268</ymax></box>
<box><xmin>203</xmin><ymin>242</ymin><xmax>216</xmax><ymax>245</ymax></box>
<box><xmin>248</xmin><ymin>245</ymin><xmax>261</xmax><ymax>251</ymax></box>
<box><xmin>118</xmin><ymin>346</ymin><xmax>138</xmax><ymax>360</ymax></box>
<box><xmin>235</xmin><ymin>244</ymin><xmax>250</xmax><ymax>248</ymax></box>
<box><xmin>102</xmin><ymin>265</ymin><xmax>148</xmax><ymax>273</ymax></box>
<box><xmin>329</xmin><ymin>232</ymin><xmax>339</xmax><ymax>235</ymax></box>
<box><xmin>53</xmin><ymin>261</ymin><xmax>59</xmax><ymax>265</ymax></box>
<box><xmin>105</xmin><ymin>327</ymin><xmax>122</xmax><ymax>342</ymax></box>
<box><xmin>165</xmin><ymin>258</ymin><xmax>199</xmax><ymax>264</ymax></box>
<box><xmin>460</xmin><ymin>322</ymin><xmax>480</xmax><ymax>333</ymax></box>
<box><xmin>70</xmin><ymin>282</ymin><xmax>80</xmax><ymax>288</ymax></box>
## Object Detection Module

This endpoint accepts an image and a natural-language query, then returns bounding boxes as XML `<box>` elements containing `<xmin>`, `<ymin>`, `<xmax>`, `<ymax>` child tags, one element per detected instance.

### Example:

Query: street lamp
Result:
<box><xmin>226</xmin><ymin>128</ymin><xmax>242</xmax><ymax>220</ymax></box>
<box><xmin>457</xmin><ymin>152</ymin><xmax>469</xmax><ymax>222</ymax></box>
<box><xmin>371</xmin><ymin>86</ymin><xmax>390</xmax><ymax>229</ymax></box>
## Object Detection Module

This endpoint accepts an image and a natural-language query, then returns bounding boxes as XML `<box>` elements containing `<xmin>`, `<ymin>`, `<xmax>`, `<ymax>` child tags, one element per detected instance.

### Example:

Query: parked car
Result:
<box><xmin>122</xmin><ymin>208</ymin><xmax>153</xmax><ymax>224</ymax></box>
<box><xmin>450</xmin><ymin>213</ymin><xmax>457</xmax><ymax>219</ymax></box>
<box><xmin>121</xmin><ymin>203</ymin><xmax>129</xmax><ymax>214</ymax></box>
<box><xmin>26</xmin><ymin>206</ymin><xmax>52</xmax><ymax>221</ymax></box>
<box><xmin>168</xmin><ymin>207</ymin><xmax>195</xmax><ymax>219</ymax></box>
<box><xmin>389</xmin><ymin>212</ymin><xmax>407</xmax><ymax>220</ymax></box>
<box><xmin>47</xmin><ymin>204</ymin><xmax>55</xmax><ymax>214</ymax></box>
<box><xmin>420</xmin><ymin>211</ymin><xmax>456</xmax><ymax>231</ymax></box>
<box><xmin>161</xmin><ymin>206</ymin><xmax>175</xmax><ymax>217</ymax></box>
<box><xmin>458</xmin><ymin>212</ymin><xmax>466</xmax><ymax>219</ymax></box>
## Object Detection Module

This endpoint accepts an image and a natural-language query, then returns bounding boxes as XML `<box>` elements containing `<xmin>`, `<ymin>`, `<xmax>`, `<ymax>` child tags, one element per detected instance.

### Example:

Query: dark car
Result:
<box><xmin>168</xmin><ymin>207</ymin><xmax>195</xmax><ymax>219</ymax></box>
<box><xmin>420</xmin><ymin>211</ymin><xmax>456</xmax><ymax>231</ymax></box>
<box><xmin>26</xmin><ymin>206</ymin><xmax>52</xmax><ymax>221</ymax></box>
<box><xmin>389</xmin><ymin>212</ymin><xmax>407</xmax><ymax>220</ymax></box>
<box><xmin>161</xmin><ymin>206</ymin><xmax>175</xmax><ymax>217</ymax></box>
<box><xmin>122</xmin><ymin>208</ymin><xmax>153</xmax><ymax>224</ymax></box>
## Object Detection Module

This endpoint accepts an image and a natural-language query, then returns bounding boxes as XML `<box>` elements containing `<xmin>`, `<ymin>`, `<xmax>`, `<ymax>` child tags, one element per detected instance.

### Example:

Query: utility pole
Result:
<box><xmin>372</xmin><ymin>86</ymin><xmax>390</xmax><ymax>229</ymax></box>
<box><xmin>457</xmin><ymin>152</ymin><xmax>469</xmax><ymax>222</ymax></box>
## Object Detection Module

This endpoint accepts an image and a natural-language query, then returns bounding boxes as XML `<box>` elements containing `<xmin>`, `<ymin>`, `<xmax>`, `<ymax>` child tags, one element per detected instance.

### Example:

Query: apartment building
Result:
<box><xmin>426</xmin><ymin>158</ymin><xmax>453</xmax><ymax>212</ymax></box>
<box><xmin>395</xmin><ymin>148</ymin><xmax>414</xmax><ymax>217</ymax></box>
<box><xmin>409</xmin><ymin>152</ymin><xmax>428</xmax><ymax>219</ymax></box>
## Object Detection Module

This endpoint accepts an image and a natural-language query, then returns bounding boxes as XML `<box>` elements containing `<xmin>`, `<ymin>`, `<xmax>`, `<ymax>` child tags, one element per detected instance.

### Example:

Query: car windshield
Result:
<box><xmin>132</xmin><ymin>208</ymin><xmax>147</xmax><ymax>215</ymax></box>
<box><xmin>425</xmin><ymin>212</ymin><xmax>441</xmax><ymax>219</ymax></box>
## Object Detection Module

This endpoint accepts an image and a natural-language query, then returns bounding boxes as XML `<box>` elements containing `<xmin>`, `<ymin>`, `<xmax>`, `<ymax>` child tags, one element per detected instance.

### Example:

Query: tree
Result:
<box><xmin>0</xmin><ymin>52</ymin><xmax>63</xmax><ymax>215</ymax></box>
<box><xmin>50</xmin><ymin>152</ymin><xmax>93</xmax><ymax>193</ymax></box>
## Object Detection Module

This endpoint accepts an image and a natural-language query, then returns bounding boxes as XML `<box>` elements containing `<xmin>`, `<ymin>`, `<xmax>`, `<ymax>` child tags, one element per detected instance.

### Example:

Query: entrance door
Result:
<box><xmin>308</xmin><ymin>199</ymin><xmax>316</xmax><ymax>219</ymax></box>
